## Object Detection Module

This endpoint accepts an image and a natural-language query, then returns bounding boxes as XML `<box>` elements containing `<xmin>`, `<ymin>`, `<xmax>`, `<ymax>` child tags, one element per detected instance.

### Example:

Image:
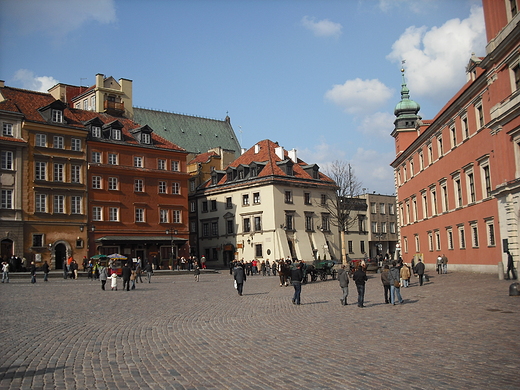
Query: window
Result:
<box><xmin>450</xmin><ymin>125</ymin><xmax>457</xmax><ymax>148</ymax></box>
<box><xmin>388</xmin><ymin>204</ymin><xmax>395</xmax><ymax>215</ymax></box>
<box><xmin>348</xmin><ymin>241</ymin><xmax>353</xmax><ymax>254</ymax></box>
<box><xmin>3</xmin><ymin>123</ymin><xmax>13</xmax><ymax>136</ymax></box>
<box><xmin>419</xmin><ymin>151</ymin><xmax>424</xmax><ymax>170</ymax></box>
<box><xmin>190</xmin><ymin>221</ymin><xmax>197</xmax><ymax>233</ymax></box>
<box><xmin>381</xmin><ymin>222</ymin><xmax>387</xmax><ymax>233</ymax></box>
<box><xmin>210</xmin><ymin>200</ymin><xmax>217</xmax><ymax>211</ymax></box>
<box><xmin>320</xmin><ymin>194</ymin><xmax>327</xmax><ymax>205</ymax></box>
<box><xmin>1</xmin><ymin>190</ymin><xmax>12</xmax><ymax>209</ymax></box>
<box><xmin>462</xmin><ymin>115</ymin><xmax>469</xmax><ymax>140</ymax></box>
<box><xmin>390</xmin><ymin>222</ymin><xmax>396</xmax><ymax>234</ymax></box>
<box><xmin>285</xmin><ymin>214</ymin><xmax>294</xmax><ymax>230</ymax></box>
<box><xmin>370</xmin><ymin>202</ymin><xmax>376</xmax><ymax>214</ymax></box>
<box><xmin>435</xmin><ymin>230</ymin><xmax>441</xmax><ymax>250</ymax></box>
<box><xmin>211</xmin><ymin>221</ymin><xmax>218</xmax><ymax>236</ymax></box>
<box><xmin>92</xmin><ymin>126</ymin><xmax>101</xmax><ymax>138</ymax></box>
<box><xmin>53</xmin><ymin>195</ymin><xmax>64</xmax><ymax>214</ymax></box>
<box><xmin>466</xmin><ymin>171</ymin><xmax>476</xmax><ymax>203</ymax></box>
<box><xmin>441</xmin><ymin>182</ymin><xmax>448</xmax><ymax>212</ymax></box>
<box><xmin>447</xmin><ymin>228</ymin><xmax>454</xmax><ymax>250</ymax></box>
<box><xmin>92</xmin><ymin>176</ymin><xmax>101</xmax><ymax>189</ymax></box>
<box><xmin>360</xmin><ymin>241</ymin><xmax>365</xmax><ymax>254</ymax></box>
<box><xmin>304</xmin><ymin>192</ymin><xmax>311</xmax><ymax>205</ymax></box>
<box><xmin>171</xmin><ymin>161</ymin><xmax>179</xmax><ymax>171</ymax></box>
<box><xmin>71</xmin><ymin>196</ymin><xmax>82</xmax><ymax>214</ymax></box>
<box><xmin>305</xmin><ymin>214</ymin><xmax>314</xmax><ymax>231</ymax></box>
<box><xmin>226</xmin><ymin>197</ymin><xmax>232</xmax><ymax>209</ymax></box>
<box><xmin>437</xmin><ymin>136</ymin><xmax>443</xmax><ymax>157</ymax></box>
<box><xmin>242</xmin><ymin>194</ymin><xmax>249</xmax><ymax>206</ymax></box>
<box><xmin>108</xmin><ymin>177</ymin><xmax>118</xmax><ymax>190</ymax></box>
<box><xmin>32</xmin><ymin>234</ymin><xmax>44</xmax><ymax>248</ymax></box>
<box><xmin>158</xmin><ymin>159</ymin><xmax>166</xmax><ymax>170</ymax></box>
<box><xmin>91</xmin><ymin>95</ymin><xmax>96</xmax><ymax>110</ymax></box>
<box><xmin>202</xmin><ymin>223</ymin><xmax>209</xmax><ymax>237</ymax></box>
<box><xmin>510</xmin><ymin>0</ymin><xmax>518</xmax><ymax>17</ymax></box>
<box><xmin>284</xmin><ymin>191</ymin><xmax>293</xmax><ymax>204</ymax></box>
<box><xmin>481</xmin><ymin>162</ymin><xmax>491</xmax><ymax>198</ymax></box>
<box><xmin>379</xmin><ymin>203</ymin><xmax>385</xmax><ymax>214</ymax></box>
<box><xmin>71</xmin><ymin>138</ymin><xmax>81</xmax><ymax>151</ymax></box>
<box><xmin>202</xmin><ymin>201</ymin><xmax>208</xmax><ymax>213</ymax></box>
<box><xmin>83</xmin><ymin>99</ymin><xmax>88</xmax><ymax>110</ymax></box>
<box><xmin>173</xmin><ymin>210</ymin><xmax>181</xmax><ymax>224</ymax></box>
<box><xmin>51</xmin><ymin>109</ymin><xmax>63</xmax><ymax>123</ymax></box>
<box><xmin>513</xmin><ymin>63</ymin><xmax>520</xmax><ymax>91</ymax></box>
<box><xmin>172</xmin><ymin>182</ymin><xmax>180</xmax><ymax>194</ymax></box>
<box><xmin>1</xmin><ymin>151</ymin><xmax>13</xmax><ymax>170</ymax></box>
<box><xmin>35</xmin><ymin>194</ymin><xmax>47</xmax><ymax>213</ymax></box>
<box><xmin>410</xmin><ymin>160</ymin><xmax>414</xmax><ymax>177</ymax></box>
<box><xmin>134</xmin><ymin>179</ymin><xmax>144</xmax><ymax>192</ymax></box>
<box><xmin>53</xmin><ymin>136</ymin><xmax>64</xmax><ymax>149</ymax></box>
<box><xmin>415</xmin><ymin>235</ymin><xmax>420</xmax><ymax>252</ymax></box>
<box><xmin>253</xmin><ymin>192</ymin><xmax>261</xmax><ymax>204</ymax></box>
<box><xmin>471</xmin><ymin>223</ymin><xmax>479</xmax><ymax>248</ymax></box>
<box><xmin>255</xmin><ymin>244</ymin><xmax>263</xmax><ymax>258</ymax></box>
<box><xmin>159</xmin><ymin>181</ymin><xmax>167</xmax><ymax>194</ymax></box>
<box><xmin>141</xmin><ymin>133</ymin><xmax>151</xmax><ymax>144</ymax></box>
<box><xmin>135</xmin><ymin>208</ymin><xmax>145</xmax><ymax>222</ymax></box>
<box><xmin>54</xmin><ymin>163</ymin><xmax>64</xmax><ymax>182</ymax></box>
<box><xmin>422</xmin><ymin>192</ymin><xmax>428</xmax><ymax>219</ymax></box>
<box><xmin>92</xmin><ymin>151</ymin><xmax>101</xmax><ymax>164</ymax></box>
<box><xmin>108</xmin><ymin>153</ymin><xmax>118</xmax><ymax>165</ymax></box>
<box><xmin>476</xmin><ymin>103</ymin><xmax>484</xmax><ymax>129</ymax></box>
<box><xmin>112</xmin><ymin>129</ymin><xmax>121</xmax><ymax>141</ymax></box>
<box><xmin>243</xmin><ymin>217</ymin><xmax>251</xmax><ymax>233</ymax></box>
<box><xmin>189</xmin><ymin>180</ymin><xmax>196</xmax><ymax>192</ymax></box>
<box><xmin>486</xmin><ymin>220</ymin><xmax>496</xmax><ymax>246</ymax></box>
<box><xmin>36</xmin><ymin>133</ymin><xmax>47</xmax><ymax>147</ymax></box>
<box><xmin>428</xmin><ymin>232</ymin><xmax>433</xmax><ymax>251</ymax></box>
<box><xmin>35</xmin><ymin>161</ymin><xmax>46</xmax><ymax>181</ymax></box>
<box><xmin>254</xmin><ymin>216</ymin><xmax>262</xmax><ymax>231</ymax></box>
<box><xmin>134</xmin><ymin>156</ymin><xmax>143</xmax><ymax>168</ymax></box>
<box><xmin>226</xmin><ymin>219</ymin><xmax>234</xmax><ymax>234</ymax></box>
<box><xmin>428</xmin><ymin>144</ymin><xmax>433</xmax><ymax>165</ymax></box>
<box><xmin>160</xmin><ymin>209</ymin><xmax>168</xmax><ymax>223</ymax></box>
<box><xmin>431</xmin><ymin>188</ymin><xmax>438</xmax><ymax>215</ymax></box>
<box><xmin>92</xmin><ymin>206</ymin><xmax>102</xmax><ymax>221</ymax></box>
<box><xmin>454</xmin><ymin>177</ymin><xmax>462</xmax><ymax>208</ymax></box>
<box><xmin>190</xmin><ymin>201</ymin><xmax>196</xmax><ymax>212</ymax></box>
<box><xmin>109</xmin><ymin>207</ymin><xmax>119</xmax><ymax>221</ymax></box>
<box><xmin>371</xmin><ymin>221</ymin><xmax>378</xmax><ymax>233</ymax></box>
<box><xmin>321</xmin><ymin>214</ymin><xmax>330</xmax><ymax>231</ymax></box>
<box><xmin>458</xmin><ymin>225</ymin><xmax>466</xmax><ymax>249</ymax></box>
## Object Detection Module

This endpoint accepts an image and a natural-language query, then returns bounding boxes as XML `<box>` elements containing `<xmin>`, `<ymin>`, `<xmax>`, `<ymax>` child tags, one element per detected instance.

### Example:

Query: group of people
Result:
<box><xmin>99</xmin><ymin>260</ymin><xmax>154</xmax><ymax>291</ymax></box>
<box><xmin>436</xmin><ymin>254</ymin><xmax>449</xmax><ymax>274</ymax></box>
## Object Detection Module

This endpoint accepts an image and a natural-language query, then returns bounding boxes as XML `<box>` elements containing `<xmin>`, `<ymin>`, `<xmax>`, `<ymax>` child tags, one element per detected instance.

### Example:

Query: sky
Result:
<box><xmin>0</xmin><ymin>0</ymin><xmax>487</xmax><ymax>195</ymax></box>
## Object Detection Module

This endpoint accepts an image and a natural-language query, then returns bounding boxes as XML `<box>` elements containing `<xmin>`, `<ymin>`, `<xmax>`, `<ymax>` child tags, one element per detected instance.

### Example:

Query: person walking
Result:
<box><xmin>414</xmin><ymin>258</ymin><xmax>426</xmax><ymax>286</ymax></box>
<box><xmin>109</xmin><ymin>272</ymin><xmax>118</xmax><ymax>291</ymax></box>
<box><xmin>2</xmin><ymin>261</ymin><xmax>9</xmax><ymax>283</ymax></box>
<box><xmin>99</xmin><ymin>264</ymin><xmax>108</xmax><ymax>290</ymax></box>
<box><xmin>130</xmin><ymin>268</ymin><xmax>137</xmax><ymax>290</ymax></box>
<box><xmin>122</xmin><ymin>263</ymin><xmax>131</xmax><ymax>291</ymax></box>
<box><xmin>290</xmin><ymin>263</ymin><xmax>304</xmax><ymax>305</ymax></box>
<box><xmin>338</xmin><ymin>264</ymin><xmax>349</xmax><ymax>306</ymax></box>
<box><xmin>380</xmin><ymin>264</ymin><xmax>391</xmax><ymax>304</ymax></box>
<box><xmin>42</xmin><ymin>261</ymin><xmax>50</xmax><ymax>282</ymax></box>
<box><xmin>436</xmin><ymin>255</ymin><xmax>443</xmax><ymax>274</ymax></box>
<box><xmin>145</xmin><ymin>262</ymin><xmax>153</xmax><ymax>283</ymax></box>
<box><xmin>233</xmin><ymin>262</ymin><xmax>246</xmax><ymax>296</ymax></box>
<box><xmin>400</xmin><ymin>262</ymin><xmax>411</xmax><ymax>288</ymax></box>
<box><xmin>30</xmin><ymin>261</ymin><xmax>37</xmax><ymax>284</ymax></box>
<box><xmin>442</xmin><ymin>254</ymin><xmax>448</xmax><ymax>274</ymax></box>
<box><xmin>389</xmin><ymin>261</ymin><xmax>404</xmax><ymax>305</ymax></box>
<box><xmin>352</xmin><ymin>265</ymin><xmax>368</xmax><ymax>308</ymax></box>
<box><xmin>63</xmin><ymin>262</ymin><xmax>68</xmax><ymax>279</ymax></box>
<box><xmin>194</xmin><ymin>265</ymin><xmax>201</xmax><ymax>282</ymax></box>
<box><xmin>506</xmin><ymin>251</ymin><xmax>517</xmax><ymax>280</ymax></box>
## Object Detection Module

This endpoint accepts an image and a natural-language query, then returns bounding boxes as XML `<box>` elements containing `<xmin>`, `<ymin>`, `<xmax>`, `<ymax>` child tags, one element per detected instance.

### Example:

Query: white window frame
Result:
<box><xmin>51</xmin><ymin>109</ymin><xmax>63</xmax><ymax>123</ymax></box>
<box><xmin>53</xmin><ymin>195</ymin><xmax>64</xmax><ymax>214</ymax></box>
<box><xmin>108</xmin><ymin>177</ymin><xmax>118</xmax><ymax>191</ymax></box>
<box><xmin>1</xmin><ymin>151</ymin><xmax>13</xmax><ymax>170</ymax></box>
<box><xmin>92</xmin><ymin>206</ymin><xmax>102</xmax><ymax>221</ymax></box>
<box><xmin>53</xmin><ymin>163</ymin><xmax>64</xmax><ymax>182</ymax></box>
<box><xmin>486</xmin><ymin>219</ymin><xmax>496</xmax><ymax>247</ymax></box>
<box><xmin>171</xmin><ymin>161</ymin><xmax>179</xmax><ymax>171</ymax></box>
<box><xmin>134</xmin><ymin>179</ymin><xmax>144</xmax><ymax>192</ymax></box>
<box><xmin>158</xmin><ymin>159</ymin><xmax>166</xmax><ymax>170</ymax></box>
<box><xmin>92</xmin><ymin>126</ymin><xmax>101</xmax><ymax>138</ymax></box>
<box><xmin>92</xmin><ymin>151</ymin><xmax>101</xmax><ymax>164</ymax></box>
<box><xmin>53</xmin><ymin>136</ymin><xmax>64</xmax><ymax>149</ymax></box>
<box><xmin>36</xmin><ymin>133</ymin><xmax>47</xmax><ymax>147</ymax></box>
<box><xmin>109</xmin><ymin>207</ymin><xmax>119</xmax><ymax>222</ymax></box>
<box><xmin>159</xmin><ymin>181</ymin><xmax>167</xmax><ymax>194</ymax></box>
<box><xmin>160</xmin><ymin>209</ymin><xmax>168</xmax><ymax>223</ymax></box>
<box><xmin>1</xmin><ymin>189</ymin><xmax>13</xmax><ymax>209</ymax></box>
<box><xmin>134</xmin><ymin>156</ymin><xmax>143</xmax><ymax>168</ymax></box>
<box><xmin>71</xmin><ymin>138</ymin><xmax>81</xmax><ymax>151</ymax></box>
<box><xmin>35</xmin><ymin>161</ymin><xmax>47</xmax><ymax>181</ymax></box>
<box><xmin>173</xmin><ymin>210</ymin><xmax>181</xmax><ymax>223</ymax></box>
<box><xmin>35</xmin><ymin>193</ymin><xmax>47</xmax><ymax>213</ymax></box>
<box><xmin>71</xmin><ymin>196</ymin><xmax>82</xmax><ymax>214</ymax></box>
<box><xmin>172</xmin><ymin>182</ymin><xmax>180</xmax><ymax>194</ymax></box>
<box><xmin>3</xmin><ymin>123</ymin><xmax>13</xmax><ymax>136</ymax></box>
<box><xmin>92</xmin><ymin>176</ymin><xmax>102</xmax><ymax>189</ymax></box>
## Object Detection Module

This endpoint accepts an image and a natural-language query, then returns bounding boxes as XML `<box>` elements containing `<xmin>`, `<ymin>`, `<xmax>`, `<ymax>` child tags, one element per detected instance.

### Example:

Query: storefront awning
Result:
<box><xmin>95</xmin><ymin>236</ymin><xmax>187</xmax><ymax>244</ymax></box>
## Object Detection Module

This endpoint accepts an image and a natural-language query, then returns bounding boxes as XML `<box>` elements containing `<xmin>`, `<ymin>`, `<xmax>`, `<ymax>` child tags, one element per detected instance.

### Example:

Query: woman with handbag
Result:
<box><xmin>389</xmin><ymin>261</ymin><xmax>404</xmax><ymax>305</ymax></box>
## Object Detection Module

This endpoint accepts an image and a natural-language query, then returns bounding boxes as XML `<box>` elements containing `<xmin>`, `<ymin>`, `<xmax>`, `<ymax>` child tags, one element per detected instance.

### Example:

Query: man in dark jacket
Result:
<box><xmin>234</xmin><ymin>262</ymin><xmax>246</xmax><ymax>296</ymax></box>
<box><xmin>290</xmin><ymin>263</ymin><xmax>304</xmax><ymax>305</ymax></box>
<box><xmin>122</xmin><ymin>263</ymin><xmax>132</xmax><ymax>291</ymax></box>
<box><xmin>414</xmin><ymin>258</ymin><xmax>426</xmax><ymax>286</ymax></box>
<box><xmin>353</xmin><ymin>265</ymin><xmax>368</xmax><ymax>308</ymax></box>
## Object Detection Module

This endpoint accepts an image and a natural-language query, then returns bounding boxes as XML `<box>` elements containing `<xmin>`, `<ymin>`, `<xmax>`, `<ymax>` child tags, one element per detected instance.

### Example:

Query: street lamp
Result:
<box><xmin>166</xmin><ymin>229</ymin><xmax>178</xmax><ymax>269</ymax></box>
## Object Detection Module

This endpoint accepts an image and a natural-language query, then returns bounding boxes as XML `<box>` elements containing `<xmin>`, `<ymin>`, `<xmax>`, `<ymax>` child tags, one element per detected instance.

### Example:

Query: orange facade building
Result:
<box><xmin>391</xmin><ymin>0</ymin><xmax>520</xmax><ymax>273</ymax></box>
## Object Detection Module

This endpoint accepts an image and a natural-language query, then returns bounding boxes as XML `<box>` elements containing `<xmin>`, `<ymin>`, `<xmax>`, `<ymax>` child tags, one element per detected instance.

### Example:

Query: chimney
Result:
<box><xmin>275</xmin><ymin>146</ymin><xmax>285</xmax><ymax>160</ymax></box>
<box><xmin>288</xmin><ymin>148</ymin><xmax>297</xmax><ymax>163</ymax></box>
<box><xmin>254</xmin><ymin>144</ymin><xmax>260</xmax><ymax>154</ymax></box>
<box><xmin>0</xmin><ymin>80</ymin><xmax>4</xmax><ymax>88</ymax></box>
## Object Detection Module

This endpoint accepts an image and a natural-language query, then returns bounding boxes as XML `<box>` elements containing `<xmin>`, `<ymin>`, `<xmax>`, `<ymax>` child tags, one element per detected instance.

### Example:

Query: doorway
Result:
<box><xmin>1</xmin><ymin>239</ymin><xmax>13</xmax><ymax>261</ymax></box>
<box><xmin>55</xmin><ymin>243</ymin><xmax>66</xmax><ymax>269</ymax></box>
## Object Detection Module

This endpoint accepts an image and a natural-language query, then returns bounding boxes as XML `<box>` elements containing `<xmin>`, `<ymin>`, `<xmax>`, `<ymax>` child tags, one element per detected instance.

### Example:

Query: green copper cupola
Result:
<box><xmin>393</xmin><ymin>67</ymin><xmax>421</xmax><ymax>130</ymax></box>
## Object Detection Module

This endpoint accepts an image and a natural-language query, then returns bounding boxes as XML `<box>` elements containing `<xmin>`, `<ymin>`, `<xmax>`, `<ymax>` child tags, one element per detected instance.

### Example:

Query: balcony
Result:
<box><xmin>104</xmin><ymin>100</ymin><xmax>124</xmax><ymax>116</ymax></box>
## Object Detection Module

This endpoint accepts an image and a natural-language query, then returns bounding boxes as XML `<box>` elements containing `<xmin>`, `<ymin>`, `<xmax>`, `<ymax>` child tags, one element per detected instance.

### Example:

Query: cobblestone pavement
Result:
<box><xmin>1</xmin><ymin>270</ymin><xmax>519</xmax><ymax>390</ymax></box>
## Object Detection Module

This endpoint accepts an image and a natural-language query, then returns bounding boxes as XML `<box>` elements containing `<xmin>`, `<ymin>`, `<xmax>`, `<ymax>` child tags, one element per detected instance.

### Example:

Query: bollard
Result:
<box><xmin>509</xmin><ymin>283</ymin><xmax>520</xmax><ymax>296</ymax></box>
<box><xmin>498</xmin><ymin>261</ymin><xmax>504</xmax><ymax>280</ymax></box>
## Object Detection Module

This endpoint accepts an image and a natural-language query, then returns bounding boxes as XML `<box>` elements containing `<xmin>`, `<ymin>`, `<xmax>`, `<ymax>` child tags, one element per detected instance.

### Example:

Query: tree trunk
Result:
<box><xmin>341</xmin><ymin>230</ymin><xmax>347</xmax><ymax>265</ymax></box>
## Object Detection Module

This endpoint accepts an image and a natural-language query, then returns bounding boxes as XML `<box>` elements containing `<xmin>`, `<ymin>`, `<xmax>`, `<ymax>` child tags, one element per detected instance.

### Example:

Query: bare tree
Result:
<box><xmin>322</xmin><ymin>160</ymin><xmax>363</xmax><ymax>265</ymax></box>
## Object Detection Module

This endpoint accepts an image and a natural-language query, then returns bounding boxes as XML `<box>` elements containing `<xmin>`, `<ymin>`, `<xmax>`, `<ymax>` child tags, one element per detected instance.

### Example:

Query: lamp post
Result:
<box><xmin>166</xmin><ymin>229</ymin><xmax>178</xmax><ymax>269</ymax></box>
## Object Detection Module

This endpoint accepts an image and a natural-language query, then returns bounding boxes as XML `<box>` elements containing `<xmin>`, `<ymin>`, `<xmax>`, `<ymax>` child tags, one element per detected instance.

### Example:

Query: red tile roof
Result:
<box><xmin>188</xmin><ymin>151</ymin><xmax>220</xmax><ymax>165</ymax></box>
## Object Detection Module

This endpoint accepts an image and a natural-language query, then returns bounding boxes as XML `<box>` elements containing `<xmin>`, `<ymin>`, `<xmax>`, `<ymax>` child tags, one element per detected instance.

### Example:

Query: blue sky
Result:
<box><xmin>0</xmin><ymin>0</ymin><xmax>486</xmax><ymax>195</ymax></box>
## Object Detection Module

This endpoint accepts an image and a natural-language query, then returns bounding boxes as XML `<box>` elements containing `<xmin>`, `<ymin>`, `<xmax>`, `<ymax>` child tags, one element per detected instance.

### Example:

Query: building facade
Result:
<box><xmin>391</xmin><ymin>0</ymin><xmax>520</xmax><ymax>273</ymax></box>
<box><xmin>191</xmin><ymin>139</ymin><xmax>340</xmax><ymax>267</ymax></box>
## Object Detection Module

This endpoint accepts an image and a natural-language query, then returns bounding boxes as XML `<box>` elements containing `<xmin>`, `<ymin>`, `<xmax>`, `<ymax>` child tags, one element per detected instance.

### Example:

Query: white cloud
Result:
<box><xmin>301</xmin><ymin>16</ymin><xmax>342</xmax><ymax>38</ymax></box>
<box><xmin>350</xmin><ymin>148</ymin><xmax>396</xmax><ymax>195</ymax></box>
<box><xmin>324</xmin><ymin>78</ymin><xmax>394</xmax><ymax>115</ymax></box>
<box><xmin>2</xmin><ymin>0</ymin><xmax>116</xmax><ymax>39</ymax></box>
<box><xmin>357</xmin><ymin>112</ymin><xmax>395</xmax><ymax>139</ymax></box>
<box><xmin>298</xmin><ymin>140</ymin><xmax>347</xmax><ymax>166</ymax></box>
<box><xmin>13</xmin><ymin>69</ymin><xmax>59</xmax><ymax>92</ymax></box>
<box><xmin>386</xmin><ymin>5</ymin><xmax>486</xmax><ymax>104</ymax></box>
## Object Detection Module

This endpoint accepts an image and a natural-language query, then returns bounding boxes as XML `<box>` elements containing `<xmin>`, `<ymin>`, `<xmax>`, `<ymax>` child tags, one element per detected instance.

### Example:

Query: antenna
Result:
<box><xmin>238</xmin><ymin>126</ymin><xmax>243</xmax><ymax>146</ymax></box>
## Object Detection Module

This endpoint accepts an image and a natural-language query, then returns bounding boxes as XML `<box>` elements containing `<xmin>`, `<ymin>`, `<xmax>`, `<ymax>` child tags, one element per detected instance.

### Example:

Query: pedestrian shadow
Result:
<box><xmin>0</xmin><ymin>365</ymin><xmax>67</xmax><ymax>380</ymax></box>
<box><xmin>243</xmin><ymin>292</ymin><xmax>269</xmax><ymax>296</ymax></box>
<box><xmin>300</xmin><ymin>300</ymin><xmax>329</xmax><ymax>305</ymax></box>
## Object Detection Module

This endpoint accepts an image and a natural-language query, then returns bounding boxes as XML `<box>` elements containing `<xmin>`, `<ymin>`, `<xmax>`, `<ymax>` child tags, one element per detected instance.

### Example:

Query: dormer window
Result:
<box><xmin>92</xmin><ymin>126</ymin><xmax>101</xmax><ymax>138</ymax></box>
<box><xmin>112</xmin><ymin>128</ymin><xmax>121</xmax><ymax>141</ymax></box>
<box><xmin>141</xmin><ymin>133</ymin><xmax>151</xmax><ymax>144</ymax></box>
<box><xmin>52</xmin><ymin>109</ymin><xmax>63</xmax><ymax>123</ymax></box>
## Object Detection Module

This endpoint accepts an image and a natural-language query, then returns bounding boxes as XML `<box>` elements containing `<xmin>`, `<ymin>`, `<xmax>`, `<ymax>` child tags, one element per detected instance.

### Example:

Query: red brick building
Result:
<box><xmin>391</xmin><ymin>0</ymin><xmax>520</xmax><ymax>273</ymax></box>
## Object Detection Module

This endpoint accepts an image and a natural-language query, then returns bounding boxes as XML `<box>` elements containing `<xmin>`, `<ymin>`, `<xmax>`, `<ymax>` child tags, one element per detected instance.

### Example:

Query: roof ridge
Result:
<box><xmin>134</xmin><ymin>106</ymin><xmax>227</xmax><ymax>123</ymax></box>
<box><xmin>2</xmin><ymin>86</ymin><xmax>51</xmax><ymax>96</ymax></box>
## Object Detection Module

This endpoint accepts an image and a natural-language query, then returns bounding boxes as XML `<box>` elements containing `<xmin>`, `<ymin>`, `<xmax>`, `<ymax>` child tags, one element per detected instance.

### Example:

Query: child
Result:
<box><xmin>110</xmin><ymin>272</ymin><xmax>118</xmax><ymax>291</ymax></box>
<box><xmin>194</xmin><ymin>266</ymin><xmax>200</xmax><ymax>282</ymax></box>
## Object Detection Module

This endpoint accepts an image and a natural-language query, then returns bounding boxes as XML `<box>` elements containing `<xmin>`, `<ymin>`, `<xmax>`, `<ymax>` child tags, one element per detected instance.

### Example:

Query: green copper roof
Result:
<box><xmin>394</xmin><ymin>68</ymin><xmax>420</xmax><ymax>116</ymax></box>
<box><xmin>133</xmin><ymin>107</ymin><xmax>242</xmax><ymax>156</ymax></box>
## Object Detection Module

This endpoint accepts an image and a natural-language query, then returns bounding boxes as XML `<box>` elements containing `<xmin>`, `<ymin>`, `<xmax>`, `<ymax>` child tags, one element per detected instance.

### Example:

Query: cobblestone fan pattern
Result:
<box><xmin>1</xmin><ymin>272</ymin><xmax>519</xmax><ymax>389</ymax></box>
